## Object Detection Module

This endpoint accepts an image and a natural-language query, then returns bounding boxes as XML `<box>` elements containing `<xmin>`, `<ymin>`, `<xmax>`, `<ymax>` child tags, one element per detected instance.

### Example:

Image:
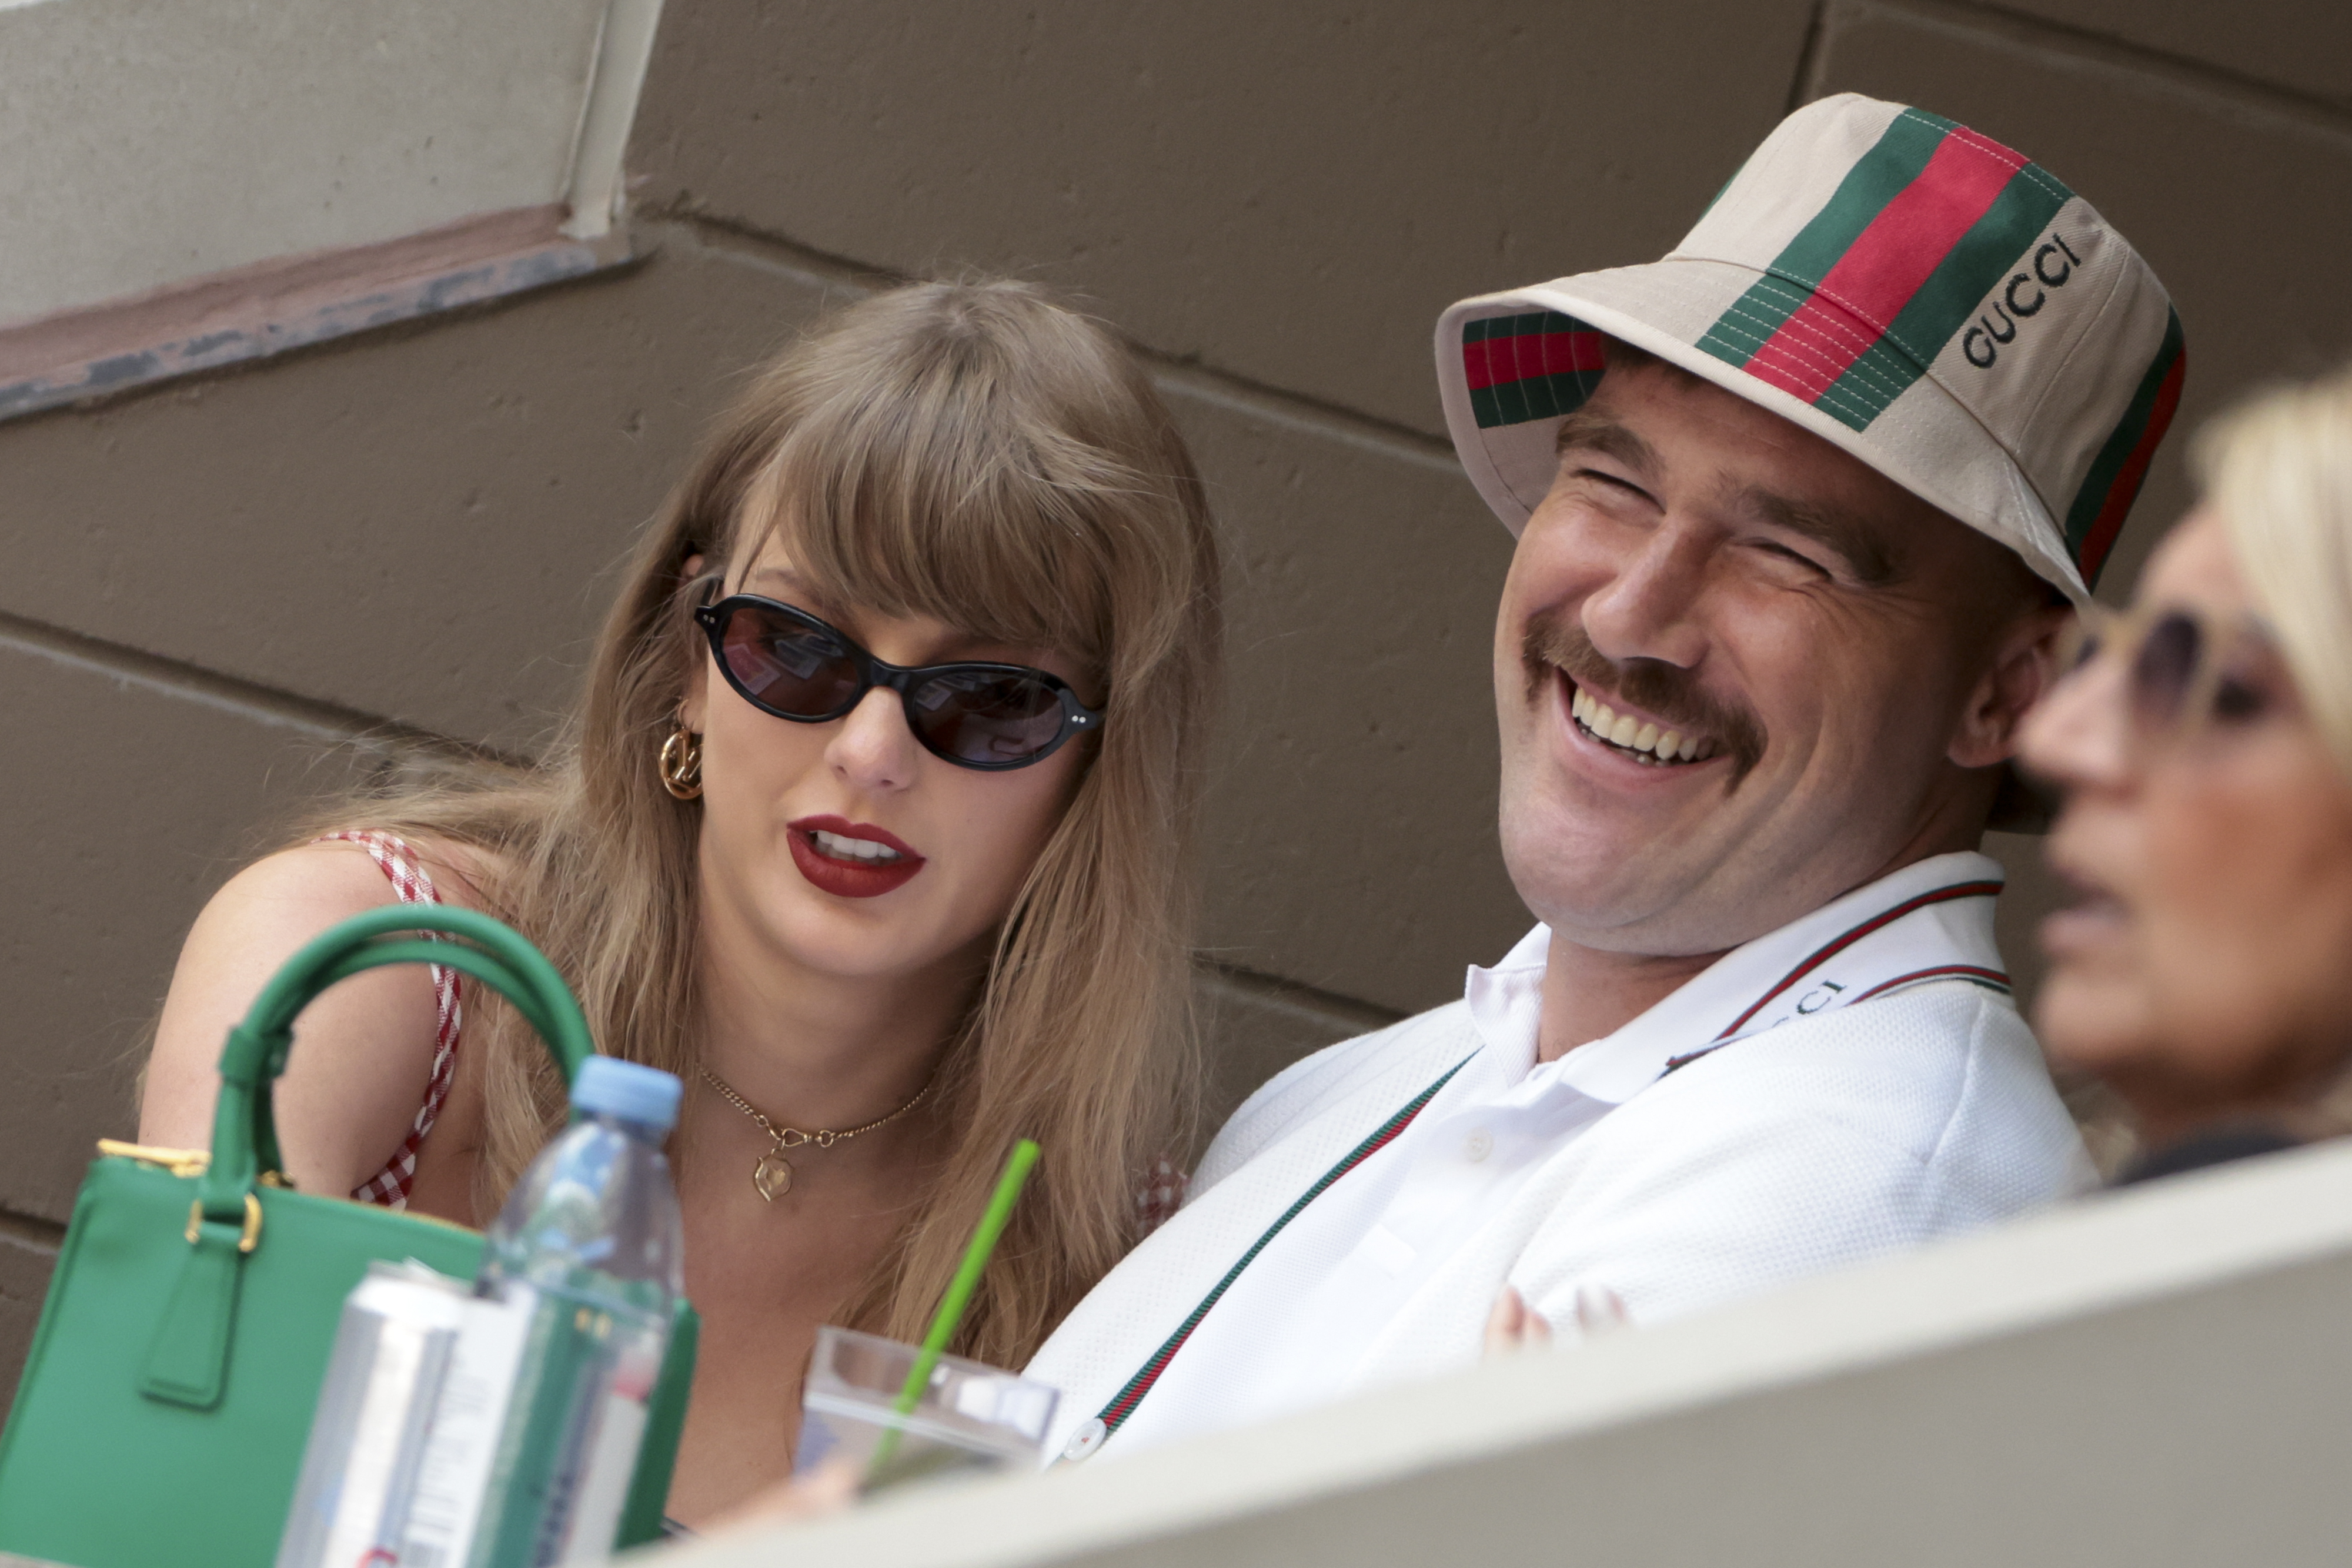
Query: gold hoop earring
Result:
<box><xmin>659</xmin><ymin>727</ymin><xmax>704</xmax><ymax>800</ymax></box>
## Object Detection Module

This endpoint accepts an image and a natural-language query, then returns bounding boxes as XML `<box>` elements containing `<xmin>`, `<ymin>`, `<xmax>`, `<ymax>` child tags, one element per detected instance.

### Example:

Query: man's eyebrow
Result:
<box><xmin>1735</xmin><ymin>484</ymin><xmax>1899</xmax><ymax>585</ymax></box>
<box><xmin>1553</xmin><ymin>410</ymin><xmax>1662</xmax><ymax>485</ymax></box>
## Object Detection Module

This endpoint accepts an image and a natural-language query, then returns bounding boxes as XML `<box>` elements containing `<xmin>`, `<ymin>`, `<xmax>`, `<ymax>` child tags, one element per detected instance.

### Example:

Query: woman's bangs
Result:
<box><xmin>734</xmin><ymin>377</ymin><xmax>1120</xmax><ymax>674</ymax></box>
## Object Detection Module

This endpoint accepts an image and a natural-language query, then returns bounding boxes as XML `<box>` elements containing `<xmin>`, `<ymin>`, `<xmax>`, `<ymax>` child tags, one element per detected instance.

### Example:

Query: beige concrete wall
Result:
<box><xmin>2</xmin><ymin>0</ymin><xmax>2347</xmax><ymax>1406</ymax></box>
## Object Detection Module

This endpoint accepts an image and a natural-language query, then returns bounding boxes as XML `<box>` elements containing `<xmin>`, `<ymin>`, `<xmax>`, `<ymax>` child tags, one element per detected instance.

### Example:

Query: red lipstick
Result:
<box><xmin>786</xmin><ymin>815</ymin><xmax>926</xmax><ymax>898</ymax></box>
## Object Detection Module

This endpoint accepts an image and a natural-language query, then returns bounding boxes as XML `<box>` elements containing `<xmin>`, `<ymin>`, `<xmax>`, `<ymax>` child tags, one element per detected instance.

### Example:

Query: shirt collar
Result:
<box><xmin>1462</xmin><ymin>850</ymin><xmax>2008</xmax><ymax>1108</ymax></box>
<box><xmin>1460</xmin><ymin>924</ymin><xmax>1549</xmax><ymax>1091</ymax></box>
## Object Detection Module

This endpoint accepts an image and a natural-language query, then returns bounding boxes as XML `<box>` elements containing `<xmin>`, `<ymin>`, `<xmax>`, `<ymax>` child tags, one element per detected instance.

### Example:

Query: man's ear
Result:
<box><xmin>1950</xmin><ymin>599</ymin><xmax>2073</xmax><ymax>770</ymax></box>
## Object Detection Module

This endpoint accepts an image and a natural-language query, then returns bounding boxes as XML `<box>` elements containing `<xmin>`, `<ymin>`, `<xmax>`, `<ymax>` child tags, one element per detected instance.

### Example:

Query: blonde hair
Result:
<box><xmin>2200</xmin><ymin>362</ymin><xmax>2352</xmax><ymax>775</ymax></box>
<box><xmin>307</xmin><ymin>279</ymin><xmax>1221</xmax><ymax>1368</ymax></box>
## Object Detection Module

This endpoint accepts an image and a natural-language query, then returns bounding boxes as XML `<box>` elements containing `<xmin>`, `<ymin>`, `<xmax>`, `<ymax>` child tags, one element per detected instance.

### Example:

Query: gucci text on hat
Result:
<box><xmin>1435</xmin><ymin>93</ymin><xmax>2186</xmax><ymax>600</ymax></box>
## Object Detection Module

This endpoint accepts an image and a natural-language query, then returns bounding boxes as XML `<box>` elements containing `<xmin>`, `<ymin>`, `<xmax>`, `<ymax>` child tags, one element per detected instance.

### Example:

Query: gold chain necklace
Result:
<box><xmin>697</xmin><ymin>1064</ymin><xmax>936</xmax><ymax>1202</ymax></box>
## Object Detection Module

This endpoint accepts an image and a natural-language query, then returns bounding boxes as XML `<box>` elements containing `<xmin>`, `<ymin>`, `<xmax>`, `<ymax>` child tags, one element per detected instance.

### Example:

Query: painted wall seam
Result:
<box><xmin>1831</xmin><ymin>0</ymin><xmax>2352</xmax><ymax>141</ymax></box>
<box><xmin>656</xmin><ymin>218</ymin><xmax>1468</xmax><ymax>477</ymax></box>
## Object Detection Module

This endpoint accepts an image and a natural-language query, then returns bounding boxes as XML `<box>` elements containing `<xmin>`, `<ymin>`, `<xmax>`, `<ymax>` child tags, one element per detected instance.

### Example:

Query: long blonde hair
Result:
<box><xmin>309</xmin><ymin>279</ymin><xmax>1221</xmax><ymax>1366</ymax></box>
<box><xmin>2200</xmin><ymin>362</ymin><xmax>2352</xmax><ymax>775</ymax></box>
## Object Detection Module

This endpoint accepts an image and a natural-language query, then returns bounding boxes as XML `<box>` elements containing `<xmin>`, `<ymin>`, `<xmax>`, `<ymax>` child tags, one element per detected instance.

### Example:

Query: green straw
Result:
<box><xmin>867</xmin><ymin>1138</ymin><xmax>1041</xmax><ymax>1482</ymax></box>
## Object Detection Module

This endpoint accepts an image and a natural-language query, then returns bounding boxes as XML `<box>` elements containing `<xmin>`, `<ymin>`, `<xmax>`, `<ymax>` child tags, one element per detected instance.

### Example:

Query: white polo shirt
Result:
<box><xmin>1027</xmin><ymin>851</ymin><xmax>2089</xmax><ymax>1462</ymax></box>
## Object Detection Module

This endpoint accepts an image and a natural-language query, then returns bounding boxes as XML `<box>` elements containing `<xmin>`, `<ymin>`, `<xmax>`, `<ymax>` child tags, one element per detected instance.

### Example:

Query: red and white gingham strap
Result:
<box><xmin>316</xmin><ymin>830</ymin><xmax>464</xmax><ymax>1210</ymax></box>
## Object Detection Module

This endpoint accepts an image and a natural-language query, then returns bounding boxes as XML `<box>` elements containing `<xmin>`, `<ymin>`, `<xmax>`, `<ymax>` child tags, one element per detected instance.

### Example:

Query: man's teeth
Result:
<box><xmin>1568</xmin><ymin>686</ymin><xmax>1716</xmax><ymax>764</ymax></box>
<box><xmin>811</xmin><ymin>829</ymin><xmax>905</xmax><ymax>862</ymax></box>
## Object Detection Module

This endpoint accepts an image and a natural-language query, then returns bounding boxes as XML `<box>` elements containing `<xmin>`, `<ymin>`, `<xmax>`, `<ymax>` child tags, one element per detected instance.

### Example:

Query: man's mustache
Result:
<box><xmin>1521</xmin><ymin>607</ymin><xmax>1768</xmax><ymax>787</ymax></box>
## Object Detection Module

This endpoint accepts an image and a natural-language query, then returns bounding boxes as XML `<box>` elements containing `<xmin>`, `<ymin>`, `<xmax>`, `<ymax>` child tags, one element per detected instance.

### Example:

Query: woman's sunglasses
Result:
<box><xmin>694</xmin><ymin>594</ymin><xmax>1102</xmax><ymax>770</ymax></box>
<box><xmin>2057</xmin><ymin>601</ymin><xmax>2278</xmax><ymax>746</ymax></box>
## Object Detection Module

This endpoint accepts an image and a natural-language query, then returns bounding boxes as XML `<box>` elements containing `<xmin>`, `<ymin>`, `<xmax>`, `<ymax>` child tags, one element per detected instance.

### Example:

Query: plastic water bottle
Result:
<box><xmin>463</xmin><ymin>1057</ymin><xmax>686</xmax><ymax>1568</ymax></box>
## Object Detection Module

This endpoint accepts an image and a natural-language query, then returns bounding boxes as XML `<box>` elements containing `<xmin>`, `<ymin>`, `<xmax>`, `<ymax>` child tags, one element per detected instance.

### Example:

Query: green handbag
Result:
<box><xmin>0</xmin><ymin>905</ymin><xmax>699</xmax><ymax>1568</ymax></box>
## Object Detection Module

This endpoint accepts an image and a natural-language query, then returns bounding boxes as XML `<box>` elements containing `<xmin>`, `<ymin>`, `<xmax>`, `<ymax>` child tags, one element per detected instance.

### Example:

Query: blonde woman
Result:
<box><xmin>138</xmin><ymin>280</ymin><xmax>1221</xmax><ymax>1522</ymax></box>
<box><xmin>2023</xmin><ymin>365</ymin><xmax>2352</xmax><ymax>1181</ymax></box>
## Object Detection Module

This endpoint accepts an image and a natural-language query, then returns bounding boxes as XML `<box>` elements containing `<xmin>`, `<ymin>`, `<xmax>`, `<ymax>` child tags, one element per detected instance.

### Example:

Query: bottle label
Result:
<box><xmin>550</xmin><ymin>1338</ymin><xmax>660</xmax><ymax>1564</ymax></box>
<box><xmin>469</xmin><ymin>1286</ymin><xmax>671</xmax><ymax>1568</ymax></box>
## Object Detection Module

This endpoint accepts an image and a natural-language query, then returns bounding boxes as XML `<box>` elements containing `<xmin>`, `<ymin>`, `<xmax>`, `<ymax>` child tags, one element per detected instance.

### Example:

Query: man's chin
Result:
<box><xmin>1507</xmin><ymin>765</ymin><xmax>1727</xmax><ymax>859</ymax></box>
<box><xmin>1502</xmin><ymin>832</ymin><xmax>1712</xmax><ymax>944</ymax></box>
<box><xmin>1499</xmin><ymin>792</ymin><xmax>1810</xmax><ymax>955</ymax></box>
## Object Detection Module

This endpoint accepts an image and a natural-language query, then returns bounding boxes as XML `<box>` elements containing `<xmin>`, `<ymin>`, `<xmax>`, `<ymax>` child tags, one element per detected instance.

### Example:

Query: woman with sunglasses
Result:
<box><xmin>138</xmin><ymin>280</ymin><xmax>1221</xmax><ymax>1520</ymax></box>
<box><xmin>2022</xmin><ymin>365</ymin><xmax>2352</xmax><ymax>1184</ymax></box>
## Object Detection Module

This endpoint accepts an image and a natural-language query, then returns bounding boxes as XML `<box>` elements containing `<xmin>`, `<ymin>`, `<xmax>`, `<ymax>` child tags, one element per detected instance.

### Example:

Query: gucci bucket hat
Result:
<box><xmin>1435</xmin><ymin>92</ymin><xmax>2185</xmax><ymax>601</ymax></box>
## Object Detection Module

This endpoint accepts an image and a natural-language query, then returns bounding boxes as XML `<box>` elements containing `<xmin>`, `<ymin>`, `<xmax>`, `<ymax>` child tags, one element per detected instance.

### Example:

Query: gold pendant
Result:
<box><xmin>753</xmin><ymin>1146</ymin><xmax>794</xmax><ymax>1202</ymax></box>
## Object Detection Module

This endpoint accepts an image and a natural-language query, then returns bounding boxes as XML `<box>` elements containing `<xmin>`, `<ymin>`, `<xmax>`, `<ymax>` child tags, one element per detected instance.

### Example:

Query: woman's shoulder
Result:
<box><xmin>141</xmin><ymin>827</ymin><xmax>506</xmax><ymax>1181</ymax></box>
<box><xmin>153</xmin><ymin>827</ymin><xmax>507</xmax><ymax>1086</ymax></box>
<box><xmin>298</xmin><ymin>828</ymin><xmax>506</xmax><ymax>911</ymax></box>
<box><xmin>192</xmin><ymin>835</ymin><xmax>445</xmax><ymax>952</ymax></box>
<box><xmin>163</xmin><ymin>827</ymin><xmax>503</xmax><ymax>1042</ymax></box>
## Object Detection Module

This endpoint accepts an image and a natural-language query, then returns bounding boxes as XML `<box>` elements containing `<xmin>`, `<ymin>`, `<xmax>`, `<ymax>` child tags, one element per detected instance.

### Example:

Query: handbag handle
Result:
<box><xmin>196</xmin><ymin>905</ymin><xmax>594</xmax><ymax>1225</ymax></box>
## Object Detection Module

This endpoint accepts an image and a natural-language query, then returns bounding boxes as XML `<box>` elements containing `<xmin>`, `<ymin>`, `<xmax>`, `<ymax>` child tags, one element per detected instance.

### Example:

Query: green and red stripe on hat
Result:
<box><xmin>1436</xmin><ymin>93</ymin><xmax>2186</xmax><ymax>599</ymax></box>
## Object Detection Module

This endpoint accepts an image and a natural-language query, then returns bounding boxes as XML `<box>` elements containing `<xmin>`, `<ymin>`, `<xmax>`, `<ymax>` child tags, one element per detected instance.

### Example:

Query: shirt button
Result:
<box><xmin>1062</xmin><ymin>1417</ymin><xmax>1108</xmax><ymax>1463</ymax></box>
<box><xmin>1464</xmin><ymin>1129</ymin><xmax>1494</xmax><ymax>1163</ymax></box>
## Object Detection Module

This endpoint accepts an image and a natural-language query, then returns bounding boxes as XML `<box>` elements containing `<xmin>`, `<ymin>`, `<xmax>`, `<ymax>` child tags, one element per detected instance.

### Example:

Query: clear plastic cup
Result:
<box><xmin>796</xmin><ymin>1325</ymin><xmax>1060</xmax><ymax>1493</ymax></box>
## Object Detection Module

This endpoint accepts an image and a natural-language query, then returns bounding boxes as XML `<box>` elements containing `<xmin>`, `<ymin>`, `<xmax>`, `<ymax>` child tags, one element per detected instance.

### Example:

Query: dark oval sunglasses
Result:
<box><xmin>693</xmin><ymin>594</ymin><xmax>1103</xmax><ymax>771</ymax></box>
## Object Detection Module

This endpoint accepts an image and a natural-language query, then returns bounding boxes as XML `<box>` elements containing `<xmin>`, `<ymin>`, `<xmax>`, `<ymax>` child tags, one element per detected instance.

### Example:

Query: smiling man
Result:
<box><xmin>1025</xmin><ymin>93</ymin><xmax>2187</xmax><ymax>1462</ymax></box>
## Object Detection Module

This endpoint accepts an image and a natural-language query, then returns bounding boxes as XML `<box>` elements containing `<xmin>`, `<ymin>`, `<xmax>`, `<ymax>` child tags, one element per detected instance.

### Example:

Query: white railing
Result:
<box><xmin>677</xmin><ymin>1139</ymin><xmax>2352</xmax><ymax>1567</ymax></box>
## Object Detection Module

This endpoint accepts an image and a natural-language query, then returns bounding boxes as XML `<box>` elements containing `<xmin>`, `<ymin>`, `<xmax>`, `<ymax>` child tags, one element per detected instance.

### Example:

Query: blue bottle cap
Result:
<box><xmin>571</xmin><ymin>1057</ymin><xmax>683</xmax><ymax>1132</ymax></box>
